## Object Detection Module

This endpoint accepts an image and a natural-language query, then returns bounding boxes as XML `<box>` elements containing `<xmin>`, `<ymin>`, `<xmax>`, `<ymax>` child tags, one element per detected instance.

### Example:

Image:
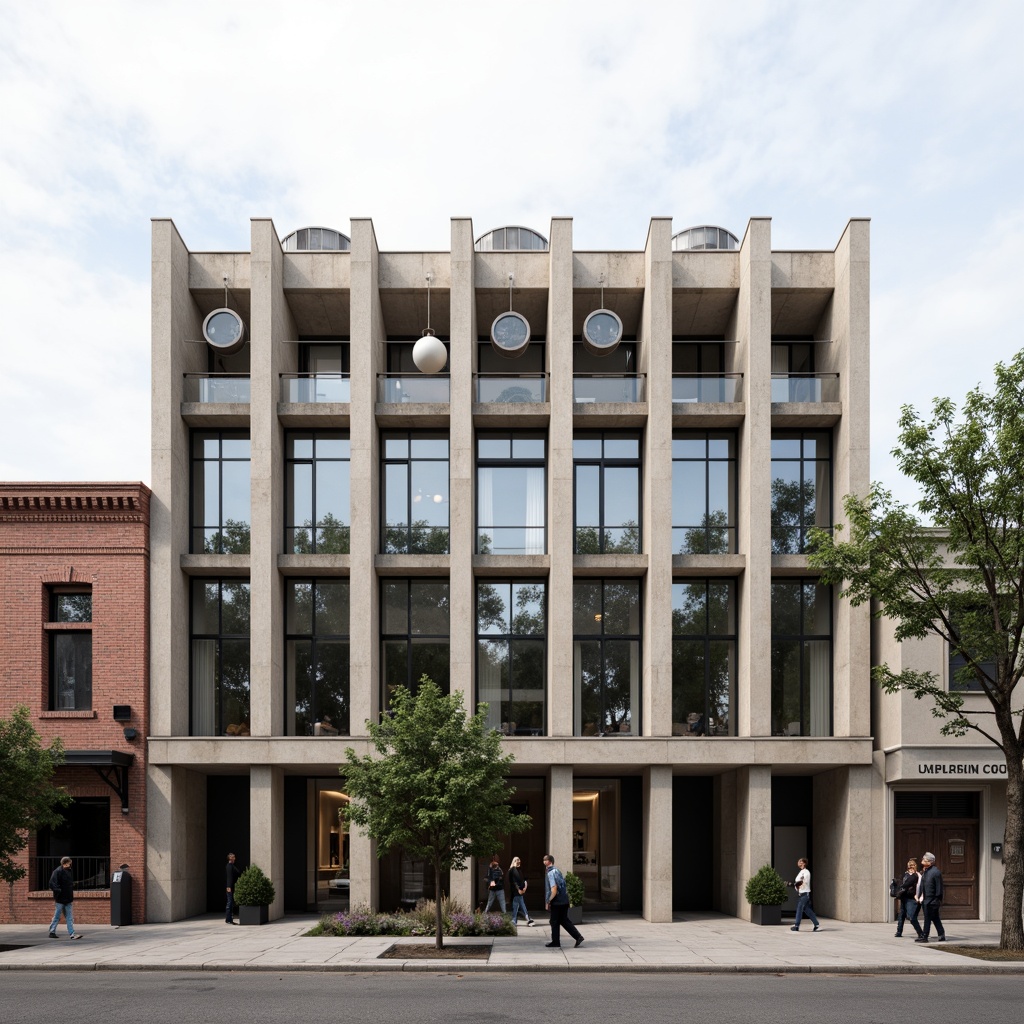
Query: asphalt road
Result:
<box><xmin>0</xmin><ymin>972</ymin><xmax>1021</xmax><ymax>1024</ymax></box>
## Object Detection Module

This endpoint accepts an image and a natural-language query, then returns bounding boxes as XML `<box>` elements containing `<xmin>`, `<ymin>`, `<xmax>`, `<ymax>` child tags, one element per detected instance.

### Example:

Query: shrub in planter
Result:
<box><xmin>565</xmin><ymin>871</ymin><xmax>585</xmax><ymax>925</ymax></box>
<box><xmin>235</xmin><ymin>864</ymin><xmax>276</xmax><ymax>925</ymax></box>
<box><xmin>744</xmin><ymin>864</ymin><xmax>787</xmax><ymax>925</ymax></box>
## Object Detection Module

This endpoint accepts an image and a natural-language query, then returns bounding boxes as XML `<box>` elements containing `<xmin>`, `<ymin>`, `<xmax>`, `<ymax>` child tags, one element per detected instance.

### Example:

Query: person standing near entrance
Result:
<box><xmin>895</xmin><ymin>858</ymin><xmax>924</xmax><ymax>938</ymax></box>
<box><xmin>915</xmin><ymin>852</ymin><xmax>946</xmax><ymax>942</ymax></box>
<box><xmin>225</xmin><ymin>852</ymin><xmax>241</xmax><ymax>924</ymax></box>
<box><xmin>543</xmin><ymin>853</ymin><xmax>584</xmax><ymax>948</ymax></box>
<box><xmin>508</xmin><ymin>856</ymin><xmax>534</xmax><ymax>926</ymax></box>
<box><xmin>788</xmin><ymin>857</ymin><xmax>820</xmax><ymax>932</ymax></box>
<box><xmin>484</xmin><ymin>854</ymin><xmax>506</xmax><ymax>913</ymax></box>
<box><xmin>48</xmin><ymin>856</ymin><xmax>80</xmax><ymax>939</ymax></box>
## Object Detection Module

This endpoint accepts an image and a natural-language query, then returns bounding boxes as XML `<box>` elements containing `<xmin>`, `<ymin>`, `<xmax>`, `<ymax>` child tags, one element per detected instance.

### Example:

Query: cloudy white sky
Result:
<box><xmin>1</xmin><ymin>0</ymin><xmax>1021</xmax><ymax>510</ymax></box>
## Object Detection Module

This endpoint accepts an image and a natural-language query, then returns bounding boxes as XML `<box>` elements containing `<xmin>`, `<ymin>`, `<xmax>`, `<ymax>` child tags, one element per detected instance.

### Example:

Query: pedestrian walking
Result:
<box><xmin>484</xmin><ymin>854</ymin><xmax>507</xmax><ymax>913</ymax></box>
<box><xmin>225</xmin><ymin>852</ymin><xmax>241</xmax><ymax>924</ymax></box>
<box><xmin>915</xmin><ymin>852</ymin><xmax>946</xmax><ymax>942</ymax></box>
<box><xmin>48</xmin><ymin>856</ymin><xmax>80</xmax><ymax>939</ymax></box>
<box><xmin>542</xmin><ymin>853</ymin><xmax>584</xmax><ymax>948</ymax></box>
<box><xmin>788</xmin><ymin>857</ymin><xmax>820</xmax><ymax>932</ymax></box>
<box><xmin>895</xmin><ymin>858</ymin><xmax>924</xmax><ymax>938</ymax></box>
<box><xmin>508</xmin><ymin>856</ymin><xmax>534</xmax><ymax>926</ymax></box>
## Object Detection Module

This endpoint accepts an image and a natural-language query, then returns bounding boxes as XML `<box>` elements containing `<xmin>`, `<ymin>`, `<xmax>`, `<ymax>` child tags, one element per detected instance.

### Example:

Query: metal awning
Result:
<box><xmin>63</xmin><ymin>751</ymin><xmax>135</xmax><ymax>813</ymax></box>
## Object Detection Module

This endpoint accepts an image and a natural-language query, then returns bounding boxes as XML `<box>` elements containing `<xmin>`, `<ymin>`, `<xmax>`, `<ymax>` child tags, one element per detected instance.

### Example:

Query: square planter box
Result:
<box><xmin>750</xmin><ymin>904</ymin><xmax>782</xmax><ymax>926</ymax></box>
<box><xmin>239</xmin><ymin>904</ymin><xmax>269</xmax><ymax>926</ymax></box>
<box><xmin>567</xmin><ymin>906</ymin><xmax>583</xmax><ymax>926</ymax></box>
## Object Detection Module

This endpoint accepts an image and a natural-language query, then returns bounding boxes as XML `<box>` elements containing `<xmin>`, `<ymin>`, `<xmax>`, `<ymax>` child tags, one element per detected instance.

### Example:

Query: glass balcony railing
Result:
<box><xmin>377</xmin><ymin>374</ymin><xmax>450</xmax><ymax>403</ymax></box>
<box><xmin>572</xmin><ymin>374</ymin><xmax>645</xmax><ymax>403</ymax></box>
<box><xmin>475</xmin><ymin>373</ymin><xmax>547</xmax><ymax>403</ymax></box>
<box><xmin>771</xmin><ymin>373</ymin><xmax>839</xmax><ymax>403</ymax></box>
<box><xmin>183</xmin><ymin>374</ymin><xmax>251</xmax><ymax>403</ymax></box>
<box><xmin>672</xmin><ymin>374</ymin><xmax>743</xmax><ymax>403</ymax></box>
<box><xmin>280</xmin><ymin>373</ymin><xmax>350</xmax><ymax>403</ymax></box>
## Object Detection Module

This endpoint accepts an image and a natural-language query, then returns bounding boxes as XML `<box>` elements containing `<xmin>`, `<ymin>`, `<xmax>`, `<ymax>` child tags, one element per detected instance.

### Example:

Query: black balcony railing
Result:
<box><xmin>36</xmin><ymin>855</ymin><xmax>110</xmax><ymax>892</ymax></box>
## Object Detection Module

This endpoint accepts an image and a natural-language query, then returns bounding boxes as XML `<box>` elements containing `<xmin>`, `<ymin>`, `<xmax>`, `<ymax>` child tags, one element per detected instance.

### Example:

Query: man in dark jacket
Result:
<box><xmin>915</xmin><ymin>852</ymin><xmax>946</xmax><ymax>943</ymax></box>
<box><xmin>48</xmin><ymin>856</ymin><xmax>80</xmax><ymax>939</ymax></box>
<box><xmin>225</xmin><ymin>852</ymin><xmax>242</xmax><ymax>924</ymax></box>
<box><xmin>484</xmin><ymin>855</ymin><xmax>506</xmax><ymax>913</ymax></box>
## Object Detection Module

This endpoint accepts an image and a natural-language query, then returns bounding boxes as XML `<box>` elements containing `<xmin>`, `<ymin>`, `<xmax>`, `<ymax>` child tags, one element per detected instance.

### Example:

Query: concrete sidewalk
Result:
<box><xmin>0</xmin><ymin>913</ymin><xmax>1020</xmax><ymax>974</ymax></box>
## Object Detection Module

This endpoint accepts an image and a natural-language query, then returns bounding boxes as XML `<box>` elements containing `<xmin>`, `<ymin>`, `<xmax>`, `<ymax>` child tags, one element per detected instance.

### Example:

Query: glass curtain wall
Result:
<box><xmin>286</xmin><ymin>580</ymin><xmax>350</xmax><ymax>735</ymax></box>
<box><xmin>285</xmin><ymin>432</ymin><xmax>351</xmax><ymax>553</ymax></box>
<box><xmin>671</xmin><ymin>579</ymin><xmax>737</xmax><ymax>736</ymax></box>
<box><xmin>573</xmin><ymin>433</ymin><xmax>641</xmax><ymax>553</ymax></box>
<box><xmin>672</xmin><ymin>431</ymin><xmax>736</xmax><ymax>553</ymax></box>
<box><xmin>771</xmin><ymin>579</ymin><xmax>832</xmax><ymax>736</ymax></box>
<box><xmin>191</xmin><ymin>431</ymin><xmax>251</xmax><ymax>553</ymax></box>
<box><xmin>572</xmin><ymin>579</ymin><xmax>641</xmax><ymax>735</ymax></box>
<box><xmin>770</xmin><ymin>431</ymin><xmax>832</xmax><ymax>553</ymax></box>
<box><xmin>381</xmin><ymin>579</ymin><xmax>450</xmax><ymax>705</ymax></box>
<box><xmin>476</xmin><ymin>580</ymin><xmax>546</xmax><ymax>735</ymax></box>
<box><xmin>191</xmin><ymin>579</ymin><xmax>251</xmax><ymax>736</ymax></box>
<box><xmin>476</xmin><ymin>432</ymin><xmax>546</xmax><ymax>554</ymax></box>
<box><xmin>381</xmin><ymin>432</ymin><xmax>450</xmax><ymax>553</ymax></box>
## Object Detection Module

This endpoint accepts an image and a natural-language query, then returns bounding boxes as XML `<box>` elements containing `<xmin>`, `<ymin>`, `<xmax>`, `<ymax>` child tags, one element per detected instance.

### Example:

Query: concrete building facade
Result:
<box><xmin>0</xmin><ymin>482</ymin><xmax>150</xmax><ymax>926</ymax></box>
<box><xmin>147</xmin><ymin>215</ymin><xmax>876</xmax><ymax>923</ymax></box>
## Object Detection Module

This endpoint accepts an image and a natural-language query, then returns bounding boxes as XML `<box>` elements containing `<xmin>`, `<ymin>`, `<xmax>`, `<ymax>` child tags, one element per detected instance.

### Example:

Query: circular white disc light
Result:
<box><xmin>202</xmin><ymin>308</ymin><xmax>247</xmax><ymax>354</ymax></box>
<box><xmin>490</xmin><ymin>311</ymin><xmax>531</xmax><ymax>359</ymax></box>
<box><xmin>412</xmin><ymin>331</ymin><xmax>448</xmax><ymax>374</ymax></box>
<box><xmin>581</xmin><ymin>308</ymin><xmax>623</xmax><ymax>357</ymax></box>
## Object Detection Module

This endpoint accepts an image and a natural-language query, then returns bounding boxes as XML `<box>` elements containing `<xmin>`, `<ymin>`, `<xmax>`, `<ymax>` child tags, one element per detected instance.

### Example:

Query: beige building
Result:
<box><xmin>147</xmin><ymin>215</ymin><xmax>877</xmax><ymax>923</ymax></box>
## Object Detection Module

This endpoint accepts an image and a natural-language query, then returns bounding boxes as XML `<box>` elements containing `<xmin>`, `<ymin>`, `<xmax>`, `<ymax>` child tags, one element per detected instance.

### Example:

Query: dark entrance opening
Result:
<box><xmin>672</xmin><ymin>776</ymin><xmax>713</xmax><ymax>911</ymax></box>
<box><xmin>206</xmin><ymin>775</ymin><xmax>249</xmax><ymax>913</ymax></box>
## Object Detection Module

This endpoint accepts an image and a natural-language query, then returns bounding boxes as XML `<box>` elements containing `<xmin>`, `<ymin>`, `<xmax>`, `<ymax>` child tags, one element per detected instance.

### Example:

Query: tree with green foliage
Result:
<box><xmin>342</xmin><ymin>677</ymin><xmax>530</xmax><ymax>948</ymax></box>
<box><xmin>0</xmin><ymin>706</ymin><xmax>70</xmax><ymax>895</ymax></box>
<box><xmin>809</xmin><ymin>351</ymin><xmax>1024</xmax><ymax>950</ymax></box>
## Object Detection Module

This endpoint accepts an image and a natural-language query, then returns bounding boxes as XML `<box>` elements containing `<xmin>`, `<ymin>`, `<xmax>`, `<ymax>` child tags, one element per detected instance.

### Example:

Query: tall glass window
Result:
<box><xmin>771</xmin><ymin>579</ymin><xmax>832</xmax><ymax>736</ymax></box>
<box><xmin>672</xmin><ymin>580</ymin><xmax>736</xmax><ymax>736</ymax></box>
<box><xmin>573</xmin><ymin>579</ymin><xmax>641</xmax><ymax>735</ymax></box>
<box><xmin>476</xmin><ymin>432</ymin><xmax>546</xmax><ymax>554</ymax></box>
<box><xmin>477</xmin><ymin>580</ymin><xmax>546</xmax><ymax>735</ymax></box>
<box><xmin>771</xmin><ymin>431</ymin><xmax>832</xmax><ymax>553</ymax></box>
<box><xmin>286</xmin><ymin>579</ymin><xmax>350</xmax><ymax>736</ymax></box>
<box><xmin>191</xmin><ymin>431</ymin><xmax>251</xmax><ymax>553</ymax></box>
<box><xmin>285</xmin><ymin>432</ymin><xmax>350</xmax><ymax>553</ymax></box>
<box><xmin>49</xmin><ymin>588</ymin><xmax>92</xmax><ymax>711</ymax></box>
<box><xmin>191</xmin><ymin>579</ymin><xmax>250</xmax><ymax>736</ymax></box>
<box><xmin>672</xmin><ymin>431</ymin><xmax>736</xmax><ymax>553</ymax></box>
<box><xmin>573</xmin><ymin>432</ymin><xmax>641</xmax><ymax>553</ymax></box>
<box><xmin>381</xmin><ymin>579</ymin><xmax>450</xmax><ymax>705</ymax></box>
<box><xmin>382</xmin><ymin>432</ymin><xmax>449</xmax><ymax>553</ymax></box>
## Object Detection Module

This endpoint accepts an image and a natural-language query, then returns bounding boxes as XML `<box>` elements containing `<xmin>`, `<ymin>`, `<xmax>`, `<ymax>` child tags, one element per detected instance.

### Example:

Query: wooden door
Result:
<box><xmin>894</xmin><ymin>823</ymin><xmax>978</xmax><ymax>919</ymax></box>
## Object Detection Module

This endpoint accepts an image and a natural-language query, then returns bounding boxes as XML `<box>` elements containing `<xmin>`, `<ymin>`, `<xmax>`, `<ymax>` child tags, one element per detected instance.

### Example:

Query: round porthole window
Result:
<box><xmin>202</xmin><ymin>308</ymin><xmax>247</xmax><ymax>354</ymax></box>
<box><xmin>581</xmin><ymin>308</ymin><xmax>623</xmax><ymax>356</ymax></box>
<box><xmin>490</xmin><ymin>311</ymin><xmax>531</xmax><ymax>359</ymax></box>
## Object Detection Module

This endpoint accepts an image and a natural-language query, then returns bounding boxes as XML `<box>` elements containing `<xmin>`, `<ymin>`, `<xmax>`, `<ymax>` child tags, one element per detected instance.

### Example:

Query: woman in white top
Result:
<box><xmin>789</xmin><ymin>857</ymin><xmax>820</xmax><ymax>932</ymax></box>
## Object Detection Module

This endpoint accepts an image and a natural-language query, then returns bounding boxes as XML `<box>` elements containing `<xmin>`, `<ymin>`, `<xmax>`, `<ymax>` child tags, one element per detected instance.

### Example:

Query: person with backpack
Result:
<box><xmin>48</xmin><ymin>856</ymin><xmax>80</xmax><ymax>939</ymax></box>
<box><xmin>894</xmin><ymin>858</ymin><xmax>924</xmax><ymax>938</ymax></box>
<box><xmin>484</xmin><ymin>854</ymin><xmax>506</xmax><ymax>913</ymax></box>
<box><xmin>542</xmin><ymin>853</ymin><xmax>584</xmax><ymax>948</ymax></box>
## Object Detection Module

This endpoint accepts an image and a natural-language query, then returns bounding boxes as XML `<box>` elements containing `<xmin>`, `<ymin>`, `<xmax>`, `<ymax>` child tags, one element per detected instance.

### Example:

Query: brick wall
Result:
<box><xmin>0</xmin><ymin>483</ymin><xmax>150</xmax><ymax>926</ymax></box>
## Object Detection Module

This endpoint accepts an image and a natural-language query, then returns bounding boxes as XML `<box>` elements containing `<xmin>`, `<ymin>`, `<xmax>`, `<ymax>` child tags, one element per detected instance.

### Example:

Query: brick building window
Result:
<box><xmin>36</xmin><ymin>796</ymin><xmax>109</xmax><ymax>890</ymax></box>
<box><xmin>49</xmin><ymin>588</ymin><xmax>92</xmax><ymax>711</ymax></box>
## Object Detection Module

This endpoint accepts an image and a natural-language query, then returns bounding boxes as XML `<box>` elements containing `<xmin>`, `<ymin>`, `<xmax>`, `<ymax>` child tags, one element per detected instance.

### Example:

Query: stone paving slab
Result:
<box><xmin>2</xmin><ymin>913</ymin><xmax>1022</xmax><ymax>974</ymax></box>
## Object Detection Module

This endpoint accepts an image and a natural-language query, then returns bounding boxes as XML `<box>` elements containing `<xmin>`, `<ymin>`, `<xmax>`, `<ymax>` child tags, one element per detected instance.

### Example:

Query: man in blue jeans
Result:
<box><xmin>789</xmin><ymin>857</ymin><xmax>820</xmax><ymax>932</ymax></box>
<box><xmin>48</xmin><ymin>856</ymin><xmax>80</xmax><ymax>939</ymax></box>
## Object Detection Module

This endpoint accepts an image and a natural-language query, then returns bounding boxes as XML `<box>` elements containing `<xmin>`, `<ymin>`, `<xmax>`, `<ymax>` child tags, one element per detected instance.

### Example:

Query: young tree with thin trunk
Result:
<box><xmin>809</xmin><ymin>351</ymin><xmax>1024</xmax><ymax>950</ymax></box>
<box><xmin>342</xmin><ymin>677</ymin><xmax>530</xmax><ymax>949</ymax></box>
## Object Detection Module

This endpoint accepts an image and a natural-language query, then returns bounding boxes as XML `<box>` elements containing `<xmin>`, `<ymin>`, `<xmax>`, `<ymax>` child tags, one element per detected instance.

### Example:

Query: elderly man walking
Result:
<box><xmin>914</xmin><ymin>852</ymin><xmax>946</xmax><ymax>943</ymax></box>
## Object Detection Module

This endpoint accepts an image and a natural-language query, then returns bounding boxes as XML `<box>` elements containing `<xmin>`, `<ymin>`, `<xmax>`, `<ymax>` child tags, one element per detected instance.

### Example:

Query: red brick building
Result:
<box><xmin>0</xmin><ymin>482</ymin><xmax>150</xmax><ymax>926</ymax></box>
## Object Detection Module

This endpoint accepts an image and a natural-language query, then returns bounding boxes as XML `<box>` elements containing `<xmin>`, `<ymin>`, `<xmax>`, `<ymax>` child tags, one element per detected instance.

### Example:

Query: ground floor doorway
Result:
<box><xmin>894</xmin><ymin>790</ymin><xmax>979</xmax><ymax>920</ymax></box>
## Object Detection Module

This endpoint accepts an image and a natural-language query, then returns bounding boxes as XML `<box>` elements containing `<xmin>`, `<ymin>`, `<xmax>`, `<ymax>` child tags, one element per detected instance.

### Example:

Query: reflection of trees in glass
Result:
<box><xmin>219</xmin><ymin>582</ymin><xmax>251</xmax><ymax>732</ymax></box>
<box><xmin>384</xmin><ymin>520</ymin><xmax>450</xmax><ymax>554</ymax></box>
<box><xmin>291</xmin><ymin>513</ymin><xmax>351</xmax><ymax>554</ymax></box>
<box><xmin>204</xmin><ymin>518</ymin><xmax>251</xmax><ymax>554</ymax></box>
<box><xmin>770</xmin><ymin>477</ymin><xmax>814</xmax><ymax>554</ymax></box>
<box><xmin>575</xmin><ymin>521</ymin><xmax>640</xmax><ymax>554</ymax></box>
<box><xmin>677</xmin><ymin>511</ymin><xmax>730</xmax><ymax>554</ymax></box>
<box><xmin>671</xmin><ymin>581</ymin><xmax>734</xmax><ymax>733</ymax></box>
